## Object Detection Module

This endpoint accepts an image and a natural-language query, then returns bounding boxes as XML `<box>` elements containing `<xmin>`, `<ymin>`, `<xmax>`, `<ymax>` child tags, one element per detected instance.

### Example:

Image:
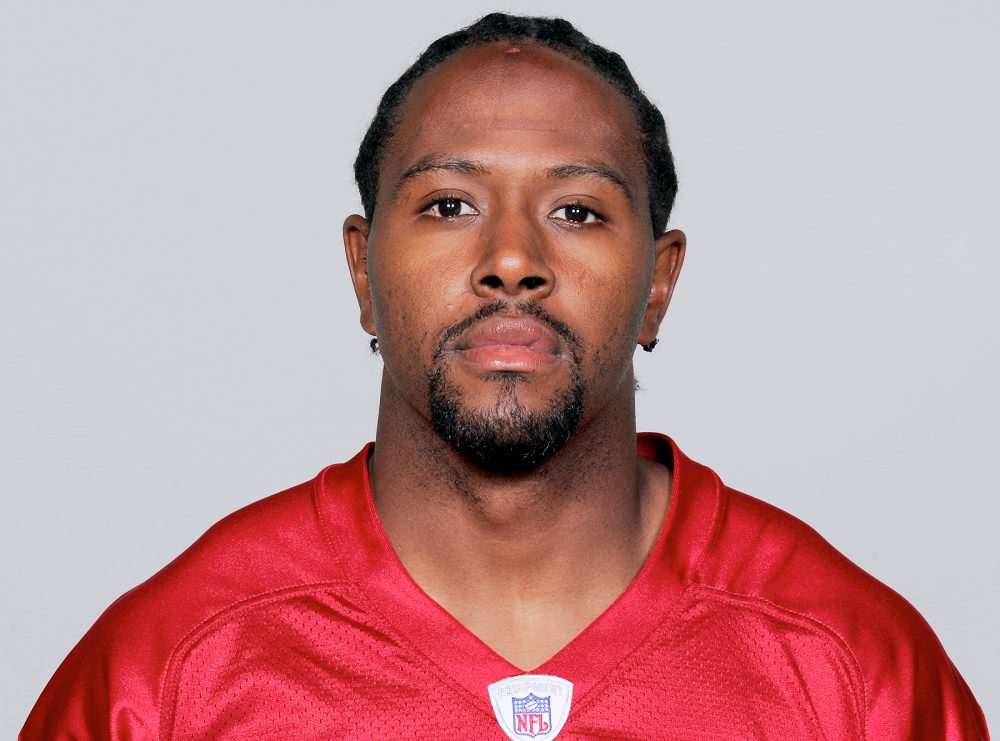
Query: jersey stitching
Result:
<box><xmin>311</xmin><ymin>464</ymin><xmax>349</xmax><ymax>576</ymax></box>
<box><xmin>158</xmin><ymin>579</ymin><xmax>352</xmax><ymax>741</ymax></box>
<box><xmin>308</xmin><ymin>459</ymin><xmax>497</xmax><ymax>722</ymax></box>
<box><xmin>691</xmin><ymin>467</ymin><xmax>726</xmax><ymax>580</ymax></box>
<box><xmin>570</xmin><ymin>456</ymin><xmax>726</xmax><ymax>716</ymax></box>
<box><xmin>692</xmin><ymin>583</ymin><xmax>869</xmax><ymax>740</ymax></box>
<box><xmin>346</xmin><ymin>585</ymin><xmax>501</xmax><ymax>723</ymax></box>
<box><xmin>567</xmin><ymin>585</ymin><xmax>694</xmax><ymax>718</ymax></box>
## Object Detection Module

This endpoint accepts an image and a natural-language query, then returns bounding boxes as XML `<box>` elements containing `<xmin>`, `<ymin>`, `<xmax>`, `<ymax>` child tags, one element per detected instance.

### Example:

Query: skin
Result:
<box><xmin>344</xmin><ymin>42</ymin><xmax>686</xmax><ymax>670</ymax></box>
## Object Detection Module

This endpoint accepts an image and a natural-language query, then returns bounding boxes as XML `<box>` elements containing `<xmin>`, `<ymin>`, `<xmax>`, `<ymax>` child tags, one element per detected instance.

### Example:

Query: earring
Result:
<box><xmin>641</xmin><ymin>338</ymin><xmax>659</xmax><ymax>353</ymax></box>
<box><xmin>370</xmin><ymin>337</ymin><xmax>379</xmax><ymax>354</ymax></box>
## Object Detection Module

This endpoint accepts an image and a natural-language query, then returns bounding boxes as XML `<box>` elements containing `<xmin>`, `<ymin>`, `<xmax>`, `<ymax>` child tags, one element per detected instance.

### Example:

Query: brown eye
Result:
<box><xmin>437</xmin><ymin>198</ymin><xmax>462</xmax><ymax>217</ymax></box>
<box><xmin>552</xmin><ymin>203</ymin><xmax>599</xmax><ymax>224</ymax></box>
<box><xmin>424</xmin><ymin>198</ymin><xmax>476</xmax><ymax>218</ymax></box>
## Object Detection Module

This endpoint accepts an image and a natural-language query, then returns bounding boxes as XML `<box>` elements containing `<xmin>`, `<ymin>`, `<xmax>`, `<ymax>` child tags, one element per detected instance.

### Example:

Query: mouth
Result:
<box><xmin>451</xmin><ymin>315</ymin><xmax>563</xmax><ymax>372</ymax></box>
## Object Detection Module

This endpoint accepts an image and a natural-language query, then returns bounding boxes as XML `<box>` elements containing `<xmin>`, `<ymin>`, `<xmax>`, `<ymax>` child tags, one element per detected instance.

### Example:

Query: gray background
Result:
<box><xmin>2</xmin><ymin>0</ymin><xmax>997</xmax><ymax>733</ymax></box>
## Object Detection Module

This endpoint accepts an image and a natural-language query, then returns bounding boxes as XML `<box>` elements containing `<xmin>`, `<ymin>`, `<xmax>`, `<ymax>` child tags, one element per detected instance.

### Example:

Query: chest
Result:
<box><xmin>163</xmin><ymin>586</ymin><xmax>864</xmax><ymax>740</ymax></box>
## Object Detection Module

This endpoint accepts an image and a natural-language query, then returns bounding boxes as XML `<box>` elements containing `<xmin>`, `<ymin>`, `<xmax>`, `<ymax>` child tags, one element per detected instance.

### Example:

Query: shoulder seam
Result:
<box><xmin>156</xmin><ymin>579</ymin><xmax>352</xmax><ymax>741</ymax></box>
<box><xmin>691</xmin><ymin>469</ymin><xmax>726</xmax><ymax>580</ymax></box>
<box><xmin>311</xmin><ymin>464</ymin><xmax>349</xmax><ymax>576</ymax></box>
<box><xmin>691</xmin><ymin>583</ymin><xmax>869</xmax><ymax>739</ymax></box>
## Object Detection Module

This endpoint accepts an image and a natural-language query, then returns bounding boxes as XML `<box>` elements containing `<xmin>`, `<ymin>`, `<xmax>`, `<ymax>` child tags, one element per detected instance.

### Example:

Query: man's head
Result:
<box><xmin>344</xmin><ymin>13</ymin><xmax>685</xmax><ymax>474</ymax></box>
<box><xmin>353</xmin><ymin>13</ymin><xmax>678</xmax><ymax>235</ymax></box>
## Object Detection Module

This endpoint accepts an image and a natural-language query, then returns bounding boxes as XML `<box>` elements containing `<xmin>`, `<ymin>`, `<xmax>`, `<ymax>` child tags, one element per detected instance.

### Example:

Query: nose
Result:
<box><xmin>471</xmin><ymin>208</ymin><xmax>555</xmax><ymax>299</ymax></box>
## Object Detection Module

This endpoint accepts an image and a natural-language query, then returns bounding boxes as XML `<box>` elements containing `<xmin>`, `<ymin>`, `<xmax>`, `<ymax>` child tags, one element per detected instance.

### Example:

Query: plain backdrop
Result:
<box><xmin>2</xmin><ymin>0</ymin><xmax>997</xmax><ymax>733</ymax></box>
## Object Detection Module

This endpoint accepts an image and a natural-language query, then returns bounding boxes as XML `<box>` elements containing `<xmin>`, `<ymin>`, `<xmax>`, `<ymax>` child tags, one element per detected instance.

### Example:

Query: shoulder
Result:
<box><xmin>116</xmin><ymin>472</ymin><xmax>340</xmax><ymax>636</ymax></box>
<box><xmin>699</xmin><ymin>486</ymin><xmax>929</xmax><ymax>638</ymax></box>
<box><xmin>21</xmin><ymin>465</ymin><xmax>350</xmax><ymax>739</ymax></box>
<box><xmin>696</xmin><ymin>486</ymin><xmax>924</xmax><ymax>659</ymax></box>
<box><xmin>694</xmin><ymin>483</ymin><xmax>988</xmax><ymax>738</ymax></box>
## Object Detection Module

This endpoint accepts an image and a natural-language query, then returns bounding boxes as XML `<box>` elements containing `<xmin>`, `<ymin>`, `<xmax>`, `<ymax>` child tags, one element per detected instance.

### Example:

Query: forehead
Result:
<box><xmin>382</xmin><ymin>42</ymin><xmax>643</xmax><ymax>183</ymax></box>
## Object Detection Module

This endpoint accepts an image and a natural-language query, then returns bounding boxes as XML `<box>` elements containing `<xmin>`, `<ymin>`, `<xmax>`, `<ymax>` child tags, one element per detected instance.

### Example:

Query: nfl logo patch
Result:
<box><xmin>512</xmin><ymin>693</ymin><xmax>551</xmax><ymax>737</ymax></box>
<box><xmin>487</xmin><ymin>674</ymin><xmax>573</xmax><ymax>741</ymax></box>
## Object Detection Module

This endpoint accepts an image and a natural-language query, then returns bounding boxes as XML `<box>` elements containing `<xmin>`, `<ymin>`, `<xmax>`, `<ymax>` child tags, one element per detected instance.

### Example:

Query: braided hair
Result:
<box><xmin>353</xmin><ymin>13</ymin><xmax>678</xmax><ymax>234</ymax></box>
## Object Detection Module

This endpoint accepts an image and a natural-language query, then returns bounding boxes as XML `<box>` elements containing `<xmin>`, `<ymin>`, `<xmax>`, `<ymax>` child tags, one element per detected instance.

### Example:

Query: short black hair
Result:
<box><xmin>353</xmin><ymin>13</ymin><xmax>678</xmax><ymax>234</ymax></box>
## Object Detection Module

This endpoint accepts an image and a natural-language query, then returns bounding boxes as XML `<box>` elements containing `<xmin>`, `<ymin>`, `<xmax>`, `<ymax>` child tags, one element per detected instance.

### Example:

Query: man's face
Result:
<box><xmin>346</xmin><ymin>43</ymin><xmax>683</xmax><ymax>472</ymax></box>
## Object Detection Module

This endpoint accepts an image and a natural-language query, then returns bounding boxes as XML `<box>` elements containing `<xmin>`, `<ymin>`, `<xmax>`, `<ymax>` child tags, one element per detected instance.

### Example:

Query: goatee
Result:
<box><xmin>428</xmin><ymin>301</ymin><xmax>585</xmax><ymax>474</ymax></box>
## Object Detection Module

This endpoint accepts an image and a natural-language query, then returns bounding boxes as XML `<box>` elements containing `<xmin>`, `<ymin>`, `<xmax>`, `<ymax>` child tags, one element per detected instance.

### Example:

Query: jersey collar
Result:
<box><xmin>316</xmin><ymin>432</ymin><xmax>722</xmax><ymax>712</ymax></box>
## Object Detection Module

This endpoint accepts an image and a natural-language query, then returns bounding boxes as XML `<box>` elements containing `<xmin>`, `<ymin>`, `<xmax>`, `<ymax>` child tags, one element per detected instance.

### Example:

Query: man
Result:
<box><xmin>22</xmin><ymin>12</ymin><xmax>988</xmax><ymax>739</ymax></box>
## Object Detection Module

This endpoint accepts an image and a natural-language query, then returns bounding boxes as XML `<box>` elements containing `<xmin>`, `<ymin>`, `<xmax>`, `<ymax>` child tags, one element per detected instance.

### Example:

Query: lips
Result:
<box><xmin>452</xmin><ymin>315</ymin><xmax>562</xmax><ymax>371</ymax></box>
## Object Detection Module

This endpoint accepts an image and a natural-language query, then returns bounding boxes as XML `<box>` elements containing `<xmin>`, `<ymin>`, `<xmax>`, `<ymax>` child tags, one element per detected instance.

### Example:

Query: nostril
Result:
<box><xmin>521</xmin><ymin>276</ymin><xmax>546</xmax><ymax>290</ymax></box>
<box><xmin>481</xmin><ymin>275</ymin><xmax>503</xmax><ymax>289</ymax></box>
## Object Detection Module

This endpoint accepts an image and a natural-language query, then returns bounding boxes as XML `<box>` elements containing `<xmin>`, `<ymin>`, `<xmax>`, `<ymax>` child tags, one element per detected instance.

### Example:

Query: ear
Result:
<box><xmin>343</xmin><ymin>214</ymin><xmax>377</xmax><ymax>337</ymax></box>
<box><xmin>638</xmin><ymin>229</ymin><xmax>686</xmax><ymax>347</ymax></box>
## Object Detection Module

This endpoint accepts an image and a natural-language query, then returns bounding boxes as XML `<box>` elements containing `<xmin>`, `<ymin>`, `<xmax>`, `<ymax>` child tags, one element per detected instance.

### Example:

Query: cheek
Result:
<box><xmin>370</xmin><ymin>245</ymin><xmax>433</xmax><ymax>335</ymax></box>
<box><xmin>372</xmin><ymin>287</ymin><xmax>435</xmax><ymax>370</ymax></box>
<box><xmin>564</xmin><ymin>250</ymin><xmax>651</xmax><ymax>336</ymax></box>
<box><xmin>368</xmin><ymin>251</ymin><xmax>467</xmax><ymax>378</ymax></box>
<box><xmin>562</xmin><ymin>251</ymin><xmax>651</xmax><ymax>382</ymax></box>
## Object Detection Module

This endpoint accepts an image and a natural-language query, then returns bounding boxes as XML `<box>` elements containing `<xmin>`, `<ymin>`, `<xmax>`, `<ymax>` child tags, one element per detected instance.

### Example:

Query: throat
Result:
<box><xmin>372</xmin><ymin>456</ymin><xmax>672</xmax><ymax>670</ymax></box>
<box><xmin>456</xmin><ymin>597</ymin><xmax>614</xmax><ymax>671</ymax></box>
<box><xmin>367</xmin><ymin>406</ymin><xmax>674</xmax><ymax>670</ymax></box>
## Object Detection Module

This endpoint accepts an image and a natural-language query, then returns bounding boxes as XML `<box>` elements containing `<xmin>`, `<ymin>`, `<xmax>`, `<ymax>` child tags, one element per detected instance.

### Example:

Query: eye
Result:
<box><xmin>423</xmin><ymin>197</ymin><xmax>478</xmax><ymax>219</ymax></box>
<box><xmin>551</xmin><ymin>203</ymin><xmax>601</xmax><ymax>224</ymax></box>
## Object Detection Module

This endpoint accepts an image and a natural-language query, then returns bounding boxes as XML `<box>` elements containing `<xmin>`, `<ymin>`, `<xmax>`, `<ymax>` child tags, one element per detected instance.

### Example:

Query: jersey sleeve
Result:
<box><xmin>20</xmin><ymin>477</ymin><xmax>331</xmax><ymax>740</ymax></box>
<box><xmin>707</xmin><ymin>484</ymin><xmax>990</xmax><ymax>739</ymax></box>
<box><xmin>863</xmin><ymin>603</ymin><xmax>989</xmax><ymax>739</ymax></box>
<box><xmin>20</xmin><ymin>593</ymin><xmax>165</xmax><ymax>740</ymax></box>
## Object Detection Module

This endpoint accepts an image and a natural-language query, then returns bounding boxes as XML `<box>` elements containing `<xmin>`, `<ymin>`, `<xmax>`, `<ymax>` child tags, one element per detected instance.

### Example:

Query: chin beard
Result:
<box><xmin>426</xmin><ymin>300</ymin><xmax>586</xmax><ymax>474</ymax></box>
<box><xmin>428</xmin><ymin>366</ymin><xmax>585</xmax><ymax>474</ymax></box>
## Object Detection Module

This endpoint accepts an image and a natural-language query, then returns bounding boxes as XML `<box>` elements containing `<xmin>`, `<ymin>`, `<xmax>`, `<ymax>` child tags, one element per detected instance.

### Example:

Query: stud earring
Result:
<box><xmin>641</xmin><ymin>338</ymin><xmax>659</xmax><ymax>353</ymax></box>
<box><xmin>370</xmin><ymin>338</ymin><xmax>379</xmax><ymax>354</ymax></box>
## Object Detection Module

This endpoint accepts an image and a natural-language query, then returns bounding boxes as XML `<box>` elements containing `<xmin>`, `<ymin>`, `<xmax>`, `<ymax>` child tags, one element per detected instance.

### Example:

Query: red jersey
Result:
<box><xmin>22</xmin><ymin>434</ymin><xmax>988</xmax><ymax>739</ymax></box>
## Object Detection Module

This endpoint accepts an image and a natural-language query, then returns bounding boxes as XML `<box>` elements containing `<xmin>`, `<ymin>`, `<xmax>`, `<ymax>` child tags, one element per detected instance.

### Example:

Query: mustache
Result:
<box><xmin>434</xmin><ymin>300</ymin><xmax>582</xmax><ymax>362</ymax></box>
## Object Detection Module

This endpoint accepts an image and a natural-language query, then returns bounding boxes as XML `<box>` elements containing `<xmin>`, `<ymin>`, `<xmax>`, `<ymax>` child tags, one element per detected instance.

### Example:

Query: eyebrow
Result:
<box><xmin>393</xmin><ymin>155</ymin><xmax>491</xmax><ymax>200</ymax></box>
<box><xmin>545</xmin><ymin>162</ymin><xmax>635</xmax><ymax>207</ymax></box>
<box><xmin>392</xmin><ymin>154</ymin><xmax>635</xmax><ymax>207</ymax></box>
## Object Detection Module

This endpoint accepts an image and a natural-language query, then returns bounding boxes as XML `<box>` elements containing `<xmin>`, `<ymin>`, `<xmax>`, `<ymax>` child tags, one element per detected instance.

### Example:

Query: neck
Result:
<box><xmin>367</xmin><ymin>372</ymin><xmax>672</xmax><ymax>669</ymax></box>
